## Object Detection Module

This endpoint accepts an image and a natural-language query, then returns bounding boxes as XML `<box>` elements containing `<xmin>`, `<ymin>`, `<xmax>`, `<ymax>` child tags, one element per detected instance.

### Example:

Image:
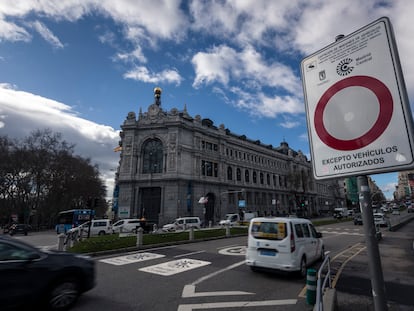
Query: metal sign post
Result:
<box><xmin>357</xmin><ymin>175</ymin><xmax>387</xmax><ymax>311</ymax></box>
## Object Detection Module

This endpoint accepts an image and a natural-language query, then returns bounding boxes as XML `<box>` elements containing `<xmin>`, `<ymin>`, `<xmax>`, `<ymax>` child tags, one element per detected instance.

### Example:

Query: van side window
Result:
<box><xmin>302</xmin><ymin>224</ymin><xmax>310</xmax><ymax>237</ymax></box>
<box><xmin>309</xmin><ymin>224</ymin><xmax>318</xmax><ymax>238</ymax></box>
<box><xmin>294</xmin><ymin>224</ymin><xmax>304</xmax><ymax>238</ymax></box>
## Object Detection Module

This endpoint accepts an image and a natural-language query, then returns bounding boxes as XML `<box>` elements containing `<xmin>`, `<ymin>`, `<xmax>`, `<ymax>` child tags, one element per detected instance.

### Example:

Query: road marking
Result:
<box><xmin>320</xmin><ymin>230</ymin><xmax>364</xmax><ymax>236</ymax></box>
<box><xmin>174</xmin><ymin>250</ymin><xmax>206</xmax><ymax>258</ymax></box>
<box><xmin>140</xmin><ymin>258</ymin><xmax>210</xmax><ymax>276</ymax></box>
<box><xmin>182</xmin><ymin>285</ymin><xmax>252</xmax><ymax>298</ymax></box>
<box><xmin>177</xmin><ymin>299</ymin><xmax>297</xmax><ymax>310</ymax></box>
<box><xmin>191</xmin><ymin>260</ymin><xmax>245</xmax><ymax>285</ymax></box>
<box><xmin>99</xmin><ymin>252</ymin><xmax>165</xmax><ymax>265</ymax></box>
<box><xmin>182</xmin><ymin>261</ymin><xmax>250</xmax><ymax>298</ymax></box>
<box><xmin>218</xmin><ymin>246</ymin><xmax>246</xmax><ymax>256</ymax></box>
<box><xmin>331</xmin><ymin>244</ymin><xmax>366</xmax><ymax>288</ymax></box>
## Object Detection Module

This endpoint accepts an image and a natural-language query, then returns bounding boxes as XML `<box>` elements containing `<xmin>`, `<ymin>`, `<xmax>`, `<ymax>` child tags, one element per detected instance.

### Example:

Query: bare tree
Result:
<box><xmin>0</xmin><ymin>129</ymin><xmax>106</xmax><ymax>228</ymax></box>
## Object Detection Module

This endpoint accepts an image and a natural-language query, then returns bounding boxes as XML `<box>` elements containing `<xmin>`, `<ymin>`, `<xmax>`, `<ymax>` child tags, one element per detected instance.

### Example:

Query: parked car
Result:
<box><xmin>353</xmin><ymin>214</ymin><xmax>363</xmax><ymax>225</ymax></box>
<box><xmin>162</xmin><ymin>217</ymin><xmax>201</xmax><ymax>232</ymax></box>
<box><xmin>112</xmin><ymin>218</ymin><xmax>142</xmax><ymax>233</ymax></box>
<box><xmin>245</xmin><ymin>217</ymin><xmax>325</xmax><ymax>277</ymax></box>
<box><xmin>408</xmin><ymin>206</ymin><xmax>414</xmax><ymax>213</ymax></box>
<box><xmin>219</xmin><ymin>213</ymin><xmax>240</xmax><ymax>227</ymax></box>
<box><xmin>0</xmin><ymin>235</ymin><xmax>95</xmax><ymax>310</ymax></box>
<box><xmin>373</xmin><ymin>213</ymin><xmax>388</xmax><ymax>227</ymax></box>
<box><xmin>7</xmin><ymin>223</ymin><xmax>31</xmax><ymax>236</ymax></box>
<box><xmin>68</xmin><ymin>219</ymin><xmax>112</xmax><ymax>236</ymax></box>
<box><xmin>392</xmin><ymin>207</ymin><xmax>400</xmax><ymax>215</ymax></box>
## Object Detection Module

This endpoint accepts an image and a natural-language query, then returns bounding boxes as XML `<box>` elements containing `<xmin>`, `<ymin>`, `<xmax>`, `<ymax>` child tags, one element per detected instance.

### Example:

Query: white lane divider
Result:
<box><xmin>177</xmin><ymin>299</ymin><xmax>297</xmax><ymax>310</ymax></box>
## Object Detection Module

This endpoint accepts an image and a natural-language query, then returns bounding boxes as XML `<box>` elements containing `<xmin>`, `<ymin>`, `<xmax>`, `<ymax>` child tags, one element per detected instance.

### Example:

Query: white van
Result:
<box><xmin>245</xmin><ymin>217</ymin><xmax>325</xmax><ymax>277</ymax></box>
<box><xmin>112</xmin><ymin>219</ymin><xmax>142</xmax><ymax>233</ymax></box>
<box><xmin>69</xmin><ymin>219</ymin><xmax>112</xmax><ymax>236</ymax></box>
<box><xmin>219</xmin><ymin>213</ymin><xmax>240</xmax><ymax>226</ymax></box>
<box><xmin>162</xmin><ymin>217</ymin><xmax>201</xmax><ymax>232</ymax></box>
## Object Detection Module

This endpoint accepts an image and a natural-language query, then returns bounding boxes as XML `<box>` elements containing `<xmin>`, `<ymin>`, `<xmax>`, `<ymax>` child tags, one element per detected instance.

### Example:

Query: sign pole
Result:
<box><xmin>357</xmin><ymin>175</ymin><xmax>388</xmax><ymax>311</ymax></box>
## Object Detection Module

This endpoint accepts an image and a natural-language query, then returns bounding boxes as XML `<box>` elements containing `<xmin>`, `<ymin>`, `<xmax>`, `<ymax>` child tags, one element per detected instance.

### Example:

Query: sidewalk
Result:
<box><xmin>335</xmin><ymin>215</ymin><xmax>414</xmax><ymax>311</ymax></box>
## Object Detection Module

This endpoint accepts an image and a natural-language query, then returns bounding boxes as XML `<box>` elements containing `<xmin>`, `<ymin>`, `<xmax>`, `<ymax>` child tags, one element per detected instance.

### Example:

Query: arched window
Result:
<box><xmin>253</xmin><ymin>171</ymin><xmax>257</xmax><ymax>183</ymax></box>
<box><xmin>236</xmin><ymin>168</ymin><xmax>241</xmax><ymax>181</ymax></box>
<box><xmin>267</xmin><ymin>174</ymin><xmax>270</xmax><ymax>185</ymax></box>
<box><xmin>245</xmin><ymin>169</ymin><xmax>250</xmax><ymax>183</ymax></box>
<box><xmin>142</xmin><ymin>139</ymin><xmax>163</xmax><ymax>173</ymax></box>
<box><xmin>227</xmin><ymin>166</ymin><xmax>233</xmax><ymax>180</ymax></box>
<box><xmin>260</xmin><ymin>172</ymin><xmax>264</xmax><ymax>184</ymax></box>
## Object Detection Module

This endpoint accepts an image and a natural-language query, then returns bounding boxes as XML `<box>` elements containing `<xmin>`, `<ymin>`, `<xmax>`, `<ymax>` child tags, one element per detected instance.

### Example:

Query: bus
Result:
<box><xmin>55</xmin><ymin>209</ymin><xmax>95</xmax><ymax>234</ymax></box>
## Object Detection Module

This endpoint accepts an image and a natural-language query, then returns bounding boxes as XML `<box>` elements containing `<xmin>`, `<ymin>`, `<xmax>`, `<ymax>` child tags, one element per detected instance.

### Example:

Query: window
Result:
<box><xmin>309</xmin><ymin>224</ymin><xmax>318</xmax><ymax>238</ymax></box>
<box><xmin>250</xmin><ymin>221</ymin><xmax>287</xmax><ymax>240</ymax></box>
<box><xmin>142</xmin><ymin>139</ymin><xmax>163</xmax><ymax>173</ymax></box>
<box><xmin>202</xmin><ymin>160</ymin><xmax>218</xmax><ymax>177</ymax></box>
<box><xmin>260</xmin><ymin>172</ymin><xmax>264</xmax><ymax>184</ymax></box>
<box><xmin>267</xmin><ymin>174</ymin><xmax>270</xmax><ymax>185</ymax></box>
<box><xmin>302</xmin><ymin>224</ymin><xmax>310</xmax><ymax>237</ymax></box>
<box><xmin>227</xmin><ymin>166</ymin><xmax>233</xmax><ymax>180</ymax></box>
<box><xmin>236</xmin><ymin>168</ymin><xmax>241</xmax><ymax>181</ymax></box>
<box><xmin>253</xmin><ymin>171</ymin><xmax>257</xmax><ymax>183</ymax></box>
<box><xmin>245</xmin><ymin>170</ymin><xmax>250</xmax><ymax>183</ymax></box>
<box><xmin>295</xmin><ymin>223</ymin><xmax>304</xmax><ymax>238</ymax></box>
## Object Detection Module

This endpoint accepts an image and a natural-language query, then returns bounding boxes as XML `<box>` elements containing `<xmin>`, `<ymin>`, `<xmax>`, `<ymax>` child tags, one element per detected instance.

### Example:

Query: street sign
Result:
<box><xmin>301</xmin><ymin>17</ymin><xmax>414</xmax><ymax>179</ymax></box>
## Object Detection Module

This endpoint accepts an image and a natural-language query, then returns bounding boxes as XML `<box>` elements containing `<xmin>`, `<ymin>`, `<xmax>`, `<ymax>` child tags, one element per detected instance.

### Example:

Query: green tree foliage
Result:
<box><xmin>0</xmin><ymin>129</ymin><xmax>107</xmax><ymax>229</ymax></box>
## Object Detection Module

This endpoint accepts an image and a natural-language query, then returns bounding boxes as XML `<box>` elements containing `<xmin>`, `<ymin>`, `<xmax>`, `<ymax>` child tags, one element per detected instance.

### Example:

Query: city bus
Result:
<box><xmin>55</xmin><ymin>209</ymin><xmax>95</xmax><ymax>234</ymax></box>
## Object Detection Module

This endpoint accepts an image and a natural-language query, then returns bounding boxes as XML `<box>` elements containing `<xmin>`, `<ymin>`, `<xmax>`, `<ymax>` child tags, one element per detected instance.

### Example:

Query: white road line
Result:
<box><xmin>174</xmin><ymin>250</ymin><xmax>206</xmax><ymax>258</ymax></box>
<box><xmin>182</xmin><ymin>285</ymin><xmax>252</xmax><ymax>298</ymax></box>
<box><xmin>177</xmin><ymin>299</ymin><xmax>297</xmax><ymax>310</ymax></box>
<box><xmin>192</xmin><ymin>260</ymin><xmax>245</xmax><ymax>286</ymax></box>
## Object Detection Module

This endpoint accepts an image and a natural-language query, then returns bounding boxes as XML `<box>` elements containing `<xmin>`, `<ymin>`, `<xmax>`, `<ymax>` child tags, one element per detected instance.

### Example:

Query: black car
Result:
<box><xmin>354</xmin><ymin>214</ymin><xmax>363</xmax><ymax>225</ymax></box>
<box><xmin>7</xmin><ymin>223</ymin><xmax>31</xmax><ymax>236</ymax></box>
<box><xmin>0</xmin><ymin>235</ymin><xmax>95</xmax><ymax>310</ymax></box>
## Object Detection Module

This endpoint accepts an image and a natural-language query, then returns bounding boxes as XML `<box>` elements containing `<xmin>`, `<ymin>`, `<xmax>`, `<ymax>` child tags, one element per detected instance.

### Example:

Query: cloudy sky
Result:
<box><xmin>1</xmin><ymin>0</ymin><xmax>413</xmax><ymax>200</ymax></box>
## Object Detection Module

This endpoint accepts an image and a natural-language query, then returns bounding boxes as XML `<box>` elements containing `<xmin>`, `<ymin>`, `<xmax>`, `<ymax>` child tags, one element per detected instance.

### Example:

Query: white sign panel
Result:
<box><xmin>139</xmin><ymin>258</ymin><xmax>211</xmax><ymax>276</ymax></box>
<box><xmin>301</xmin><ymin>17</ymin><xmax>414</xmax><ymax>179</ymax></box>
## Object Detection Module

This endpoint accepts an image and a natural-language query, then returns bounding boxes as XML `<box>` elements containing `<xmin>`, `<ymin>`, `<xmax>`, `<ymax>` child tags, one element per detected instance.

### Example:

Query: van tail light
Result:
<box><xmin>290</xmin><ymin>224</ymin><xmax>295</xmax><ymax>253</ymax></box>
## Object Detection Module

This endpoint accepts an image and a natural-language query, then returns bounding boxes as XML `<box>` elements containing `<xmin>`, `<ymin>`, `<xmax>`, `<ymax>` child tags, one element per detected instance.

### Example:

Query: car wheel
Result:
<box><xmin>47</xmin><ymin>277</ymin><xmax>80</xmax><ymax>311</ymax></box>
<box><xmin>299</xmin><ymin>256</ymin><xmax>307</xmax><ymax>278</ymax></box>
<box><xmin>98</xmin><ymin>231</ymin><xmax>105</xmax><ymax>235</ymax></box>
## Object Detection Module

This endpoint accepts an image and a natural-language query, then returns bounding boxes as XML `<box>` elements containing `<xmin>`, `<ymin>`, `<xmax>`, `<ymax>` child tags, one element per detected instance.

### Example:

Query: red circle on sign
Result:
<box><xmin>314</xmin><ymin>75</ymin><xmax>393</xmax><ymax>151</ymax></box>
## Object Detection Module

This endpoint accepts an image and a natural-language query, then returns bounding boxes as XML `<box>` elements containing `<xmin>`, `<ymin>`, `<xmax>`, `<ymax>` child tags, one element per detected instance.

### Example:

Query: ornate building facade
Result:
<box><xmin>114</xmin><ymin>88</ymin><xmax>343</xmax><ymax>226</ymax></box>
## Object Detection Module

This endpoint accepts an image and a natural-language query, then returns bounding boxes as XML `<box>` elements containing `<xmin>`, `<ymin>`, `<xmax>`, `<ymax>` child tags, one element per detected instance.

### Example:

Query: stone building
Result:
<box><xmin>114</xmin><ymin>88</ymin><xmax>343</xmax><ymax>226</ymax></box>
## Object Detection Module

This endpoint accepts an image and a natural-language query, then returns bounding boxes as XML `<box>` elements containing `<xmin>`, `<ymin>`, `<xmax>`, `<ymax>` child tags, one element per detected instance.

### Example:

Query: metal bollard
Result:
<box><xmin>306</xmin><ymin>268</ymin><xmax>317</xmax><ymax>305</ymax></box>
<box><xmin>58</xmin><ymin>233</ymin><xmax>65</xmax><ymax>251</ymax></box>
<box><xmin>136</xmin><ymin>227</ymin><xmax>143</xmax><ymax>247</ymax></box>
<box><xmin>189</xmin><ymin>227</ymin><xmax>194</xmax><ymax>240</ymax></box>
<box><xmin>225</xmin><ymin>223</ymin><xmax>231</xmax><ymax>237</ymax></box>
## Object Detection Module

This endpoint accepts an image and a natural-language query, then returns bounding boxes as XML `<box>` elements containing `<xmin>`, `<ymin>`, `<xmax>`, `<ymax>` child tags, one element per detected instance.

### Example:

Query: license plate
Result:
<box><xmin>260</xmin><ymin>249</ymin><xmax>276</xmax><ymax>256</ymax></box>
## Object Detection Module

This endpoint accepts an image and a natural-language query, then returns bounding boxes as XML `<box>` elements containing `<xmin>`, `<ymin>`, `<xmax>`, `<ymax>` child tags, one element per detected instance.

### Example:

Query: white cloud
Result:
<box><xmin>0</xmin><ymin>83</ymin><xmax>120</xmax><ymax>198</ymax></box>
<box><xmin>123</xmin><ymin>66</ymin><xmax>182</xmax><ymax>85</ymax></box>
<box><xmin>0</xmin><ymin>19</ymin><xmax>31</xmax><ymax>42</ymax></box>
<box><xmin>280</xmin><ymin>120</ymin><xmax>300</xmax><ymax>129</ymax></box>
<box><xmin>31</xmin><ymin>20</ymin><xmax>64</xmax><ymax>49</ymax></box>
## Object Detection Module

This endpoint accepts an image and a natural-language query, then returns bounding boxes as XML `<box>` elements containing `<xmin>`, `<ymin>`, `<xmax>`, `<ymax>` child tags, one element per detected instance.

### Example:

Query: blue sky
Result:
<box><xmin>1</xmin><ymin>0</ymin><xmax>413</xmax><ymax>200</ymax></box>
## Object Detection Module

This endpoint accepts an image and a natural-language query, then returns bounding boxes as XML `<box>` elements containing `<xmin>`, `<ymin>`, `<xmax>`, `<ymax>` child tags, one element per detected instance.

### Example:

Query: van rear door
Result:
<box><xmin>250</xmin><ymin>220</ymin><xmax>288</xmax><ymax>257</ymax></box>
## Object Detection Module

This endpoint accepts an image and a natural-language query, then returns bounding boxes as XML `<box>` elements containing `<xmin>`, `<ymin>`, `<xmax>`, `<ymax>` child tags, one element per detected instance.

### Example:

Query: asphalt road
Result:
<box><xmin>10</xmin><ymin>215</ymin><xmax>413</xmax><ymax>311</ymax></box>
